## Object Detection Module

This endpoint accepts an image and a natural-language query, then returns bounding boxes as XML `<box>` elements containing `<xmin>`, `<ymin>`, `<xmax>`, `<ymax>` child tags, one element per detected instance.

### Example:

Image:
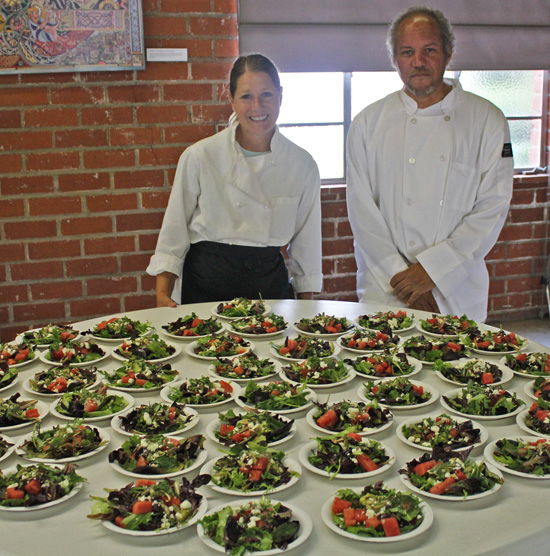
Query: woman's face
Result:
<box><xmin>230</xmin><ymin>69</ymin><xmax>282</xmax><ymax>149</ymax></box>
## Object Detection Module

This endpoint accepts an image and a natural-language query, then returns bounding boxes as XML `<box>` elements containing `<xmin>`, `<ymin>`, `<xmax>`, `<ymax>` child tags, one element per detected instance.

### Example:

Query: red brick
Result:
<box><xmin>336</xmin><ymin>257</ymin><xmax>357</xmax><ymax>274</ymax></box>
<box><xmin>114</xmin><ymin>170</ymin><xmax>165</xmax><ymax>189</ymax></box>
<box><xmin>214</xmin><ymin>0</ymin><xmax>237</xmax><ymax>12</ymax></box>
<box><xmin>125</xmin><ymin>294</ymin><xmax>156</xmax><ymax>312</ymax></box>
<box><xmin>139</xmin><ymin>233</ymin><xmax>159</xmax><ymax>251</ymax></box>
<box><xmin>322</xmin><ymin>238</ymin><xmax>354</xmax><ymax>257</ymax></box>
<box><xmin>323</xmin><ymin>275</ymin><xmax>357</xmax><ymax>294</ymax></box>
<box><xmin>79</xmin><ymin>71</ymin><xmax>133</xmax><ymax>84</ymax></box>
<box><xmin>0</xmin><ymin>243</ymin><xmax>25</xmax><ymax>262</ymax></box>
<box><xmin>1</xmin><ymin>87</ymin><xmax>48</xmax><ymax>106</ymax></box>
<box><xmin>0</xmin><ymin>284</ymin><xmax>28</xmax><ymax>304</ymax></box>
<box><xmin>142</xmin><ymin>191</ymin><xmax>170</xmax><ymax>209</ymax></box>
<box><xmin>141</xmin><ymin>0</ymin><xmax>158</xmax><ymax>11</ymax></box>
<box><xmin>509</xmin><ymin>207</ymin><xmax>545</xmax><ymax>224</ymax></box>
<box><xmin>1</xmin><ymin>325</ymin><xmax>24</xmax><ymax>343</ymax></box>
<box><xmin>145</xmin><ymin>16</ymin><xmax>189</xmax><ymax>36</ymax></box>
<box><xmin>0</xmin><ymin>198</ymin><xmax>24</xmax><ymax>217</ymax></box>
<box><xmin>486</xmin><ymin>243</ymin><xmax>506</xmax><ymax>260</ymax></box>
<box><xmin>491</xmin><ymin>294</ymin><xmax>531</xmax><ymax>311</ymax></box>
<box><xmin>136</xmin><ymin>63</ymin><xmax>189</xmax><ymax>82</ymax></box>
<box><xmin>108</xmin><ymin>85</ymin><xmax>161</xmax><ymax>103</ymax></box>
<box><xmin>61</xmin><ymin>217</ymin><xmax>113</xmax><ymax>236</ymax></box>
<box><xmin>25</xmin><ymin>108</ymin><xmax>79</xmax><ymax>128</ymax></box>
<box><xmin>0</xmin><ymin>130</ymin><xmax>51</xmax><ymax>151</ymax></box>
<box><xmin>321</xmin><ymin>221</ymin><xmax>335</xmax><ymax>238</ymax></box>
<box><xmin>29</xmin><ymin>196</ymin><xmax>82</xmax><ymax>216</ymax></box>
<box><xmin>83</xmin><ymin>149</ymin><xmax>136</xmax><ymax>169</ymax></box>
<box><xmin>58</xmin><ymin>172</ymin><xmax>111</xmax><ymax>192</ymax></box>
<box><xmin>116</xmin><ymin>212</ymin><xmax>163</xmax><ymax>232</ymax></box>
<box><xmin>191</xmin><ymin>103</ymin><xmax>232</xmax><ymax>123</ymax></box>
<box><xmin>488</xmin><ymin>279</ymin><xmax>506</xmax><ymax>296</ymax></box>
<box><xmin>189</xmin><ymin>16</ymin><xmax>237</xmax><ymax>36</ymax></box>
<box><xmin>336</xmin><ymin>220</ymin><xmax>353</xmax><ymax>237</ymax></box>
<box><xmin>21</xmin><ymin>73</ymin><xmax>75</xmax><ymax>85</ymax></box>
<box><xmin>321</xmin><ymin>200</ymin><xmax>348</xmax><ymax>219</ymax></box>
<box><xmin>492</xmin><ymin>260</ymin><xmax>532</xmax><ymax>278</ymax></box>
<box><xmin>14</xmin><ymin>302</ymin><xmax>66</xmax><ymax>322</ymax></box>
<box><xmin>26</xmin><ymin>152</ymin><xmax>80</xmax><ymax>172</ymax></box>
<box><xmin>507</xmin><ymin>276</ymin><xmax>543</xmax><ymax>293</ymax></box>
<box><xmin>136</xmin><ymin>105</ymin><xmax>189</xmax><ymax>124</ymax></box>
<box><xmin>31</xmin><ymin>281</ymin><xmax>83</xmax><ymax>300</ymax></box>
<box><xmin>28</xmin><ymin>240</ymin><xmax>81</xmax><ymax>260</ymax></box>
<box><xmin>140</xmin><ymin>273</ymin><xmax>156</xmax><ymax>292</ymax></box>
<box><xmin>507</xmin><ymin>241</ymin><xmax>545</xmax><ymax>259</ymax></box>
<box><xmin>50</xmin><ymin>86</ymin><xmax>105</xmax><ymax>105</ymax></box>
<box><xmin>70</xmin><ymin>298</ymin><xmax>121</xmax><ymax>319</ymax></box>
<box><xmin>87</xmin><ymin>193</ymin><xmax>138</xmax><ymax>213</ymax></box>
<box><xmin>81</xmin><ymin>107</ymin><xmax>133</xmax><ymax>126</ymax></box>
<box><xmin>160</xmin><ymin>0</ymin><xmax>211</xmax><ymax>11</ymax></box>
<box><xmin>0</xmin><ymin>154</ymin><xmax>23</xmax><ymax>173</ymax></box>
<box><xmin>215</xmin><ymin>38</ymin><xmax>239</xmax><ymax>57</ymax></box>
<box><xmin>4</xmin><ymin>220</ymin><xmax>57</xmax><ymax>240</ymax></box>
<box><xmin>110</xmin><ymin>127</ymin><xmax>163</xmax><ymax>147</ymax></box>
<box><xmin>0</xmin><ymin>110</ymin><xmax>21</xmax><ymax>128</ymax></box>
<box><xmin>497</xmin><ymin>224</ymin><xmax>533</xmax><ymax>242</ymax></box>
<box><xmin>511</xmin><ymin>189</ymin><xmax>535</xmax><ymax>205</ymax></box>
<box><xmin>65</xmin><ymin>256</ymin><xmax>118</xmax><ymax>277</ymax></box>
<box><xmin>322</xmin><ymin>259</ymin><xmax>335</xmax><ymax>275</ymax></box>
<box><xmin>164</xmin><ymin>124</ymin><xmax>214</xmax><ymax>144</ymax></box>
<box><xmin>121</xmin><ymin>253</ymin><xmax>151</xmax><ymax>272</ymax></box>
<box><xmin>55</xmin><ymin>129</ymin><xmax>108</xmax><ymax>149</ymax></box>
<box><xmin>191</xmin><ymin>61</ymin><xmax>233</xmax><ymax>80</ymax></box>
<box><xmin>84</xmin><ymin>236</ymin><xmax>136</xmax><ymax>255</ymax></box>
<box><xmin>163</xmin><ymin>83</ymin><xmax>213</xmax><ymax>102</ymax></box>
<box><xmin>87</xmin><ymin>276</ymin><xmax>138</xmax><ymax>296</ymax></box>
<box><xmin>11</xmin><ymin>261</ymin><xmax>64</xmax><ymax>281</ymax></box>
<box><xmin>138</xmin><ymin>146</ymin><xmax>182</xmax><ymax>166</ymax></box>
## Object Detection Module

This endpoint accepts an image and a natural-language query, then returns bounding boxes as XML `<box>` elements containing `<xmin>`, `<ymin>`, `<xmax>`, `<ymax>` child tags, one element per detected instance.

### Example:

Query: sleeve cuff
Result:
<box><xmin>146</xmin><ymin>253</ymin><xmax>183</xmax><ymax>279</ymax></box>
<box><xmin>291</xmin><ymin>273</ymin><xmax>323</xmax><ymax>294</ymax></box>
<box><xmin>417</xmin><ymin>244</ymin><xmax>468</xmax><ymax>298</ymax></box>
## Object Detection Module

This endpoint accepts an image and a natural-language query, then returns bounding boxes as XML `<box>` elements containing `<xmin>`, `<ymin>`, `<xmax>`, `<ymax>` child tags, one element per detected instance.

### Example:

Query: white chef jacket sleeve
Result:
<box><xmin>286</xmin><ymin>162</ymin><xmax>323</xmax><ymax>293</ymax></box>
<box><xmin>346</xmin><ymin>117</ymin><xmax>409</xmax><ymax>294</ymax></box>
<box><xmin>416</xmin><ymin>111</ymin><xmax>513</xmax><ymax>299</ymax></box>
<box><xmin>146</xmin><ymin>149</ymin><xmax>200</xmax><ymax>279</ymax></box>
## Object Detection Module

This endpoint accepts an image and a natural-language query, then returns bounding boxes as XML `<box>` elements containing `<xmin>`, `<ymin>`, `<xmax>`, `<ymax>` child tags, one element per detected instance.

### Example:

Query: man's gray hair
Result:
<box><xmin>387</xmin><ymin>5</ymin><xmax>455</xmax><ymax>63</ymax></box>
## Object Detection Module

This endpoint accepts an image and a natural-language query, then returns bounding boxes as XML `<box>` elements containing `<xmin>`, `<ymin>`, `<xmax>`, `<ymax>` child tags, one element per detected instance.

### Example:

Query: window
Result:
<box><xmin>278</xmin><ymin>70</ymin><xmax>547</xmax><ymax>183</ymax></box>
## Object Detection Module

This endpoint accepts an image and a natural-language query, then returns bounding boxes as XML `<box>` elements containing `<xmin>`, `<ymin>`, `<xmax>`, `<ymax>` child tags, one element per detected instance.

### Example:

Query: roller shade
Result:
<box><xmin>238</xmin><ymin>0</ymin><xmax>550</xmax><ymax>71</ymax></box>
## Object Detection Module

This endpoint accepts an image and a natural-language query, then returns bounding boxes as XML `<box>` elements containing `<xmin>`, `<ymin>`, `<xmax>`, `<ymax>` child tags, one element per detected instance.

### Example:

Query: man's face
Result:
<box><xmin>394</xmin><ymin>15</ymin><xmax>450</xmax><ymax>105</ymax></box>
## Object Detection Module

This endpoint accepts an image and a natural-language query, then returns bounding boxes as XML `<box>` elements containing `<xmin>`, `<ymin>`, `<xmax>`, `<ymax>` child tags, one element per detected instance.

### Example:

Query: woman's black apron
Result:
<box><xmin>180</xmin><ymin>241</ymin><xmax>295</xmax><ymax>303</ymax></box>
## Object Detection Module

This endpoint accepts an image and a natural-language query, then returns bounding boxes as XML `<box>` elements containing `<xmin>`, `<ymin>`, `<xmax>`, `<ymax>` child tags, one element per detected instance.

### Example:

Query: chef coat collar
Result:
<box><xmin>399</xmin><ymin>78</ymin><xmax>461</xmax><ymax>116</ymax></box>
<box><xmin>230</xmin><ymin>122</ymin><xmax>280</xmax><ymax>162</ymax></box>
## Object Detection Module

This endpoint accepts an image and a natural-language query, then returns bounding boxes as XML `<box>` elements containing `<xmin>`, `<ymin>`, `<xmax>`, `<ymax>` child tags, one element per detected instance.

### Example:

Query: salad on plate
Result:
<box><xmin>485</xmin><ymin>437</ymin><xmax>550</xmax><ymax>478</ymax></box>
<box><xmin>360</xmin><ymin>377</ymin><xmax>435</xmax><ymax>408</ymax></box>
<box><xmin>88</xmin><ymin>474</ymin><xmax>210</xmax><ymax>533</ymax></box>
<box><xmin>531</xmin><ymin>376</ymin><xmax>550</xmax><ymax>400</ymax></box>
<box><xmin>162</xmin><ymin>312</ymin><xmax>222</xmax><ymax>338</ymax></box>
<box><xmin>228</xmin><ymin>314</ymin><xmax>288</xmax><ymax>336</ymax></box>
<box><xmin>27</xmin><ymin>365</ymin><xmax>97</xmax><ymax>394</ymax></box>
<box><xmin>100</xmin><ymin>359</ymin><xmax>178</xmax><ymax>391</ymax></box>
<box><xmin>215</xmin><ymin>298</ymin><xmax>267</xmax><ymax>319</ymax></box>
<box><xmin>114</xmin><ymin>334</ymin><xmax>177</xmax><ymax>361</ymax></box>
<box><xmin>238</xmin><ymin>381</ymin><xmax>314</xmax><ymax>413</ymax></box>
<box><xmin>344</xmin><ymin>351</ymin><xmax>420</xmax><ymax>379</ymax></box>
<box><xmin>339</xmin><ymin>330</ymin><xmax>399</xmax><ymax>352</ymax></box>
<box><xmin>116</xmin><ymin>402</ymin><xmax>197</xmax><ymax>436</ymax></box>
<box><xmin>84</xmin><ymin>316</ymin><xmax>152</xmax><ymax>340</ymax></box>
<box><xmin>461</xmin><ymin>328</ymin><xmax>526</xmax><ymax>354</ymax></box>
<box><xmin>161</xmin><ymin>376</ymin><xmax>235</xmax><ymax>406</ymax></box>
<box><xmin>280</xmin><ymin>356</ymin><xmax>352</xmax><ymax>387</ymax></box>
<box><xmin>294</xmin><ymin>313</ymin><xmax>353</xmax><ymax>336</ymax></box>
<box><xmin>54</xmin><ymin>386</ymin><xmax>131</xmax><ymax>420</ymax></box>
<box><xmin>0</xmin><ymin>342</ymin><xmax>36</xmax><ymax>367</ymax></box>
<box><xmin>0</xmin><ymin>434</ymin><xmax>14</xmax><ymax>462</ymax></box>
<box><xmin>419</xmin><ymin>314</ymin><xmax>476</xmax><ymax>336</ymax></box>
<box><xmin>211</xmin><ymin>352</ymin><xmax>277</xmax><ymax>381</ymax></box>
<box><xmin>519</xmin><ymin>399</ymin><xmax>550</xmax><ymax>437</ymax></box>
<box><xmin>357</xmin><ymin>310</ymin><xmax>414</xmax><ymax>333</ymax></box>
<box><xmin>309</xmin><ymin>400</ymin><xmax>393</xmax><ymax>435</ymax></box>
<box><xmin>19</xmin><ymin>324</ymin><xmax>78</xmax><ymax>347</ymax></box>
<box><xmin>503</xmin><ymin>351</ymin><xmax>550</xmax><ymax>377</ymax></box>
<box><xmin>42</xmin><ymin>339</ymin><xmax>106</xmax><ymax>366</ymax></box>
<box><xmin>0</xmin><ymin>361</ymin><xmax>18</xmax><ymax>391</ymax></box>
<box><xmin>190</xmin><ymin>333</ymin><xmax>250</xmax><ymax>358</ymax></box>
<box><xmin>270</xmin><ymin>335</ymin><xmax>336</xmax><ymax>360</ymax></box>
<box><xmin>0</xmin><ymin>393</ymin><xmax>43</xmax><ymax>428</ymax></box>
<box><xmin>401</xmin><ymin>335</ymin><xmax>469</xmax><ymax>364</ymax></box>
<box><xmin>433</xmin><ymin>358</ymin><xmax>511</xmax><ymax>386</ymax></box>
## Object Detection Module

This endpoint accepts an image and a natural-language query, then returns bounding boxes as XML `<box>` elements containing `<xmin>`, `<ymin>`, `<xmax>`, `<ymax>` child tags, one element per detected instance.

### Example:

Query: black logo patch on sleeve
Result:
<box><xmin>501</xmin><ymin>143</ymin><xmax>513</xmax><ymax>158</ymax></box>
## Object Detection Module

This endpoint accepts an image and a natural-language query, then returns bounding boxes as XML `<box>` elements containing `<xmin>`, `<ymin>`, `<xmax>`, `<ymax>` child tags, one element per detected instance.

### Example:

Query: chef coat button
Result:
<box><xmin>444</xmin><ymin>116</ymin><xmax>450</xmax><ymax>121</ymax></box>
<box><xmin>409</xmin><ymin>240</ymin><xmax>415</xmax><ymax>246</ymax></box>
<box><xmin>408</xmin><ymin>157</ymin><xmax>416</xmax><ymax>164</ymax></box>
<box><xmin>440</xmin><ymin>200</ymin><xmax>444</xmax><ymax>206</ymax></box>
<box><xmin>411</xmin><ymin>118</ymin><xmax>417</xmax><ymax>124</ymax></box>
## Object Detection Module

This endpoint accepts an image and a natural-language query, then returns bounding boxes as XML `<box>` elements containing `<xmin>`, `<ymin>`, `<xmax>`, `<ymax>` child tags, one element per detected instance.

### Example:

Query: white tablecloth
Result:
<box><xmin>1</xmin><ymin>300</ymin><xmax>549</xmax><ymax>556</ymax></box>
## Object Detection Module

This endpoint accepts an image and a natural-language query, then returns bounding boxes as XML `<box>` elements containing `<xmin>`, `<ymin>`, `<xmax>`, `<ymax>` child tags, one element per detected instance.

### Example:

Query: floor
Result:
<box><xmin>487</xmin><ymin>318</ymin><xmax>550</xmax><ymax>348</ymax></box>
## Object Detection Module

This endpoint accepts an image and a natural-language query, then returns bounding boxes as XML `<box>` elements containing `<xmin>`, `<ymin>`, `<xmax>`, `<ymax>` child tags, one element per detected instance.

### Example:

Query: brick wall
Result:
<box><xmin>1</xmin><ymin>3</ymin><xmax>549</xmax><ymax>342</ymax></box>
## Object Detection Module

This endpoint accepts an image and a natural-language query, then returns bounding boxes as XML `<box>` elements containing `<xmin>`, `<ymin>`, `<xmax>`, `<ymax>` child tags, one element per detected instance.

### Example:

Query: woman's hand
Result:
<box><xmin>157</xmin><ymin>292</ymin><xmax>177</xmax><ymax>308</ymax></box>
<box><xmin>155</xmin><ymin>272</ymin><xmax>178</xmax><ymax>308</ymax></box>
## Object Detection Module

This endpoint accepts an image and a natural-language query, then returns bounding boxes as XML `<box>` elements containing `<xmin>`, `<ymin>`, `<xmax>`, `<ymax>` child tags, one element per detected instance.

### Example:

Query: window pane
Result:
<box><xmin>280</xmin><ymin>125</ymin><xmax>344</xmax><ymax>181</ymax></box>
<box><xmin>459</xmin><ymin>71</ymin><xmax>543</xmax><ymax>117</ymax></box>
<box><xmin>351</xmin><ymin>72</ymin><xmax>403</xmax><ymax>117</ymax></box>
<box><xmin>508</xmin><ymin>119</ymin><xmax>541</xmax><ymax>168</ymax></box>
<box><xmin>278</xmin><ymin>73</ymin><xmax>343</xmax><ymax>124</ymax></box>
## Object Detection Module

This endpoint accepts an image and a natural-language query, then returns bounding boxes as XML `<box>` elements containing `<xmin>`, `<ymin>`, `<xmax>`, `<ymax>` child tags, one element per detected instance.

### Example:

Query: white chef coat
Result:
<box><xmin>146</xmin><ymin>123</ymin><xmax>323</xmax><ymax>302</ymax></box>
<box><xmin>346</xmin><ymin>80</ymin><xmax>513</xmax><ymax>322</ymax></box>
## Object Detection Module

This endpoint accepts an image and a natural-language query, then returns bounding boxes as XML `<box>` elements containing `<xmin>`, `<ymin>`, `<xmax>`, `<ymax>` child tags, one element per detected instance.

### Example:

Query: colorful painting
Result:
<box><xmin>0</xmin><ymin>0</ymin><xmax>144</xmax><ymax>73</ymax></box>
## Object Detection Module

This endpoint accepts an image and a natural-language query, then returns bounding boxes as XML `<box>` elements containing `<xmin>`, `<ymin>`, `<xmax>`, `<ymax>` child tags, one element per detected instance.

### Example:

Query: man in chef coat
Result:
<box><xmin>346</xmin><ymin>6</ymin><xmax>514</xmax><ymax>322</ymax></box>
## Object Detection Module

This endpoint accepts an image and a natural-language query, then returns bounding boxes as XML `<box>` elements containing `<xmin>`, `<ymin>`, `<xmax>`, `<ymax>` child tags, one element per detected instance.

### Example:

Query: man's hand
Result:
<box><xmin>390</xmin><ymin>263</ymin><xmax>437</xmax><ymax>308</ymax></box>
<box><xmin>155</xmin><ymin>271</ymin><xmax>178</xmax><ymax>308</ymax></box>
<box><xmin>156</xmin><ymin>292</ymin><xmax>178</xmax><ymax>308</ymax></box>
<box><xmin>408</xmin><ymin>290</ymin><xmax>440</xmax><ymax>312</ymax></box>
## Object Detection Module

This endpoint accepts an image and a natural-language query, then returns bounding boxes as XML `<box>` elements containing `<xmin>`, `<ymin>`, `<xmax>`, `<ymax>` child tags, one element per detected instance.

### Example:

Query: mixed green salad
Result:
<box><xmin>271</xmin><ymin>335</ymin><xmax>335</xmax><ymax>359</ymax></box>
<box><xmin>533</xmin><ymin>376</ymin><xmax>550</xmax><ymax>399</ymax></box>
<box><xmin>115</xmin><ymin>334</ymin><xmax>176</xmax><ymax>361</ymax></box>
<box><xmin>85</xmin><ymin>316</ymin><xmax>152</xmax><ymax>340</ymax></box>
<box><xmin>419</xmin><ymin>314</ymin><xmax>476</xmax><ymax>336</ymax></box>
<box><xmin>0</xmin><ymin>393</ymin><xmax>41</xmax><ymax>427</ymax></box>
<box><xmin>239</xmin><ymin>381</ymin><xmax>312</xmax><ymax>412</ymax></box>
<box><xmin>89</xmin><ymin>474</ymin><xmax>210</xmax><ymax>531</ymax></box>
<box><xmin>433</xmin><ymin>358</ymin><xmax>505</xmax><ymax>385</ymax></box>
<box><xmin>401</xmin><ymin>335</ymin><xmax>469</xmax><ymax>363</ymax></box>
<box><xmin>400</xmin><ymin>414</ymin><xmax>482</xmax><ymax>450</ymax></box>
<box><xmin>523</xmin><ymin>398</ymin><xmax>550</xmax><ymax>436</ymax></box>
<box><xmin>461</xmin><ymin>328</ymin><xmax>525</xmax><ymax>352</ymax></box>
<box><xmin>18</xmin><ymin>419</ymin><xmax>106</xmax><ymax>460</ymax></box>
<box><xmin>281</xmin><ymin>356</ymin><xmax>350</xmax><ymax>385</ymax></box>
<box><xmin>504</xmin><ymin>351</ymin><xmax>550</xmax><ymax>376</ymax></box>
<box><xmin>442</xmin><ymin>382</ymin><xmax>525</xmax><ymax>417</ymax></box>
<box><xmin>340</xmin><ymin>330</ymin><xmax>399</xmax><ymax>351</ymax></box>
<box><xmin>100</xmin><ymin>359</ymin><xmax>178</xmax><ymax>390</ymax></box>
<box><xmin>162</xmin><ymin>313</ymin><xmax>222</xmax><ymax>337</ymax></box>
<box><xmin>214</xmin><ymin>409</ymin><xmax>294</xmax><ymax>446</ymax></box>
<box><xmin>29</xmin><ymin>366</ymin><xmax>97</xmax><ymax>394</ymax></box>
<box><xmin>295</xmin><ymin>313</ymin><xmax>353</xmax><ymax>335</ymax></box>
<box><xmin>400</xmin><ymin>448</ymin><xmax>503</xmax><ymax>497</ymax></box>
<box><xmin>108</xmin><ymin>434</ymin><xmax>205</xmax><ymax>475</ymax></box>
<box><xmin>0</xmin><ymin>361</ymin><xmax>18</xmax><ymax>390</ymax></box>
<box><xmin>307</xmin><ymin>431</ymin><xmax>390</xmax><ymax>477</ymax></box>
<box><xmin>45</xmin><ymin>339</ymin><xmax>105</xmax><ymax>365</ymax></box>
<box><xmin>164</xmin><ymin>376</ymin><xmax>233</xmax><ymax>405</ymax></box>
<box><xmin>357</xmin><ymin>310</ymin><xmax>413</xmax><ymax>332</ymax></box>
<box><xmin>229</xmin><ymin>314</ymin><xmax>287</xmax><ymax>335</ymax></box>
<box><xmin>344</xmin><ymin>351</ymin><xmax>417</xmax><ymax>378</ymax></box>
<box><xmin>330</xmin><ymin>483</ymin><xmax>424</xmax><ymax>538</ymax></box>
<box><xmin>117</xmin><ymin>402</ymin><xmax>195</xmax><ymax>435</ymax></box>
<box><xmin>0</xmin><ymin>463</ymin><xmax>85</xmax><ymax>507</ymax></box>
<box><xmin>362</xmin><ymin>377</ymin><xmax>431</xmax><ymax>407</ymax></box>
<box><xmin>216</xmin><ymin>298</ymin><xmax>266</xmax><ymax>318</ymax></box>
<box><xmin>0</xmin><ymin>342</ymin><xmax>36</xmax><ymax>366</ymax></box>
<box><xmin>193</xmin><ymin>333</ymin><xmax>250</xmax><ymax>358</ymax></box>
<box><xmin>199</xmin><ymin>497</ymin><xmax>301</xmax><ymax>555</ymax></box>
<box><xmin>210</xmin><ymin>443</ymin><xmax>299</xmax><ymax>493</ymax></box>
<box><xmin>55</xmin><ymin>386</ymin><xmax>129</xmax><ymax>419</ymax></box>
<box><xmin>491</xmin><ymin>438</ymin><xmax>550</xmax><ymax>476</ymax></box>
<box><xmin>312</xmin><ymin>400</ymin><xmax>393</xmax><ymax>433</ymax></box>
<box><xmin>213</xmin><ymin>352</ymin><xmax>276</xmax><ymax>380</ymax></box>
<box><xmin>20</xmin><ymin>324</ymin><xmax>78</xmax><ymax>346</ymax></box>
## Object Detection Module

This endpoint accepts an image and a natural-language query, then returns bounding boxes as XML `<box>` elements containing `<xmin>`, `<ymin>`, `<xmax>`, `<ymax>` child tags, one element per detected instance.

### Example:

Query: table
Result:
<box><xmin>1</xmin><ymin>299</ymin><xmax>549</xmax><ymax>556</ymax></box>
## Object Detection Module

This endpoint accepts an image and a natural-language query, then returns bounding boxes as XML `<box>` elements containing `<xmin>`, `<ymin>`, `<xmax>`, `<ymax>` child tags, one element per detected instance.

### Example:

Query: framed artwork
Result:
<box><xmin>0</xmin><ymin>0</ymin><xmax>145</xmax><ymax>73</ymax></box>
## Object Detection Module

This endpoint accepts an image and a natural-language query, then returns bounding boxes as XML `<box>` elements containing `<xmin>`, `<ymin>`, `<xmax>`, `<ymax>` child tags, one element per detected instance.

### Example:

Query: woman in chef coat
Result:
<box><xmin>147</xmin><ymin>54</ymin><xmax>323</xmax><ymax>306</ymax></box>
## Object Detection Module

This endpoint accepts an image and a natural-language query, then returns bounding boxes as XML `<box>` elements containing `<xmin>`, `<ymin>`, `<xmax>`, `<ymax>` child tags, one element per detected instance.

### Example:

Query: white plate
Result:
<box><xmin>205</xmin><ymin>414</ymin><xmax>297</xmax><ymax>447</ymax></box>
<box><xmin>200</xmin><ymin>456</ymin><xmax>301</xmax><ymax>497</ymax></box>
<box><xmin>396</xmin><ymin>415</ymin><xmax>489</xmax><ymax>452</ymax></box>
<box><xmin>101</xmin><ymin>496</ymin><xmax>208</xmax><ymax>536</ymax></box>
<box><xmin>0</xmin><ymin>467</ymin><xmax>83</xmax><ymax>512</ymax></box>
<box><xmin>523</xmin><ymin>379</ymin><xmax>538</xmax><ymax>400</ymax></box>
<box><xmin>399</xmin><ymin>463</ymin><xmax>503</xmax><ymax>501</ymax></box>
<box><xmin>207</xmin><ymin>358</ymin><xmax>280</xmax><ymax>383</ymax></box>
<box><xmin>305</xmin><ymin>406</ymin><xmax>394</xmax><ymax>437</ymax></box>
<box><xmin>39</xmin><ymin>347</ymin><xmax>110</xmax><ymax>368</ymax></box>
<box><xmin>109</xmin><ymin>448</ymin><xmax>208</xmax><ymax>479</ymax></box>
<box><xmin>0</xmin><ymin>400</ymin><xmax>49</xmax><ymax>432</ymax></box>
<box><xmin>434</xmin><ymin>358</ymin><xmax>514</xmax><ymax>387</ymax></box>
<box><xmin>161</xmin><ymin>321</ymin><xmax>223</xmax><ymax>341</ymax></box>
<box><xmin>0</xmin><ymin>434</ymin><xmax>15</xmax><ymax>463</ymax></box>
<box><xmin>51</xmin><ymin>391</ymin><xmax>134</xmax><ymax>423</ymax></box>
<box><xmin>417</xmin><ymin>327</ymin><xmax>459</xmax><ymax>339</ymax></box>
<box><xmin>470</xmin><ymin>338</ymin><xmax>528</xmax><ymax>357</ymax></box>
<box><xmin>357</xmin><ymin>380</ymin><xmax>440</xmax><ymax>410</ymax></box>
<box><xmin>111</xmin><ymin>343</ymin><xmax>180</xmax><ymax>364</ymax></box>
<box><xmin>0</xmin><ymin>374</ymin><xmax>18</xmax><ymax>393</ymax></box>
<box><xmin>160</xmin><ymin>380</ymin><xmax>240</xmax><ymax>409</ymax></box>
<box><xmin>235</xmin><ymin>387</ymin><xmax>317</xmax><ymax>415</ymax></box>
<box><xmin>185</xmin><ymin>339</ymin><xmax>253</xmax><ymax>361</ymax></box>
<box><xmin>15</xmin><ymin>426</ymin><xmax>110</xmax><ymax>463</ymax></box>
<box><xmin>104</xmin><ymin>370</ymin><xmax>180</xmax><ymax>393</ymax></box>
<box><xmin>211</xmin><ymin>302</ymin><xmax>271</xmax><ymax>321</ymax></box>
<box><xmin>278</xmin><ymin>366</ymin><xmax>356</xmax><ymax>389</ymax></box>
<box><xmin>336</xmin><ymin>335</ymin><xmax>400</xmax><ymax>354</ymax></box>
<box><xmin>292</xmin><ymin>325</ymin><xmax>355</xmax><ymax>340</ymax></box>
<box><xmin>320</xmin><ymin>490</ymin><xmax>433</xmax><ymax>543</ymax></box>
<box><xmin>484</xmin><ymin>437</ymin><xmax>550</xmax><ymax>479</ymax></box>
<box><xmin>500</xmin><ymin>354</ymin><xmax>550</xmax><ymax>378</ymax></box>
<box><xmin>197</xmin><ymin>499</ymin><xmax>312</xmax><ymax>555</ymax></box>
<box><xmin>298</xmin><ymin>440</ymin><xmax>395</xmax><ymax>480</ymax></box>
<box><xmin>344</xmin><ymin>353</ymin><xmax>423</xmax><ymax>380</ymax></box>
<box><xmin>516</xmin><ymin>408</ymin><xmax>550</xmax><ymax>438</ymax></box>
<box><xmin>15</xmin><ymin>327</ymin><xmax>80</xmax><ymax>348</ymax></box>
<box><xmin>440</xmin><ymin>387</ymin><xmax>525</xmax><ymax>421</ymax></box>
<box><xmin>355</xmin><ymin>316</ymin><xmax>416</xmax><ymax>335</ymax></box>
<box><xmin>4</xmin><ymin>356</ymin><xmax>38</xmax><ymax>370</ymax></box>
<box><xmin>225</xmin><ymin>320</ymin><xmax>288</xmax><ymax>339</ymax></box>
<box><xmin>110</xmin><ymin>405</ymin><xmax>199</xmax><ymax>437</ymax></box>
<box><xmin>22</xmin><ymin>375</ymin><xmax>100</xmax><ymax>397</ymax></box>
<box><xmin>268</xmin><ymin>342</ymin><xmax>340</xmax><ymax>362</ymax></box>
